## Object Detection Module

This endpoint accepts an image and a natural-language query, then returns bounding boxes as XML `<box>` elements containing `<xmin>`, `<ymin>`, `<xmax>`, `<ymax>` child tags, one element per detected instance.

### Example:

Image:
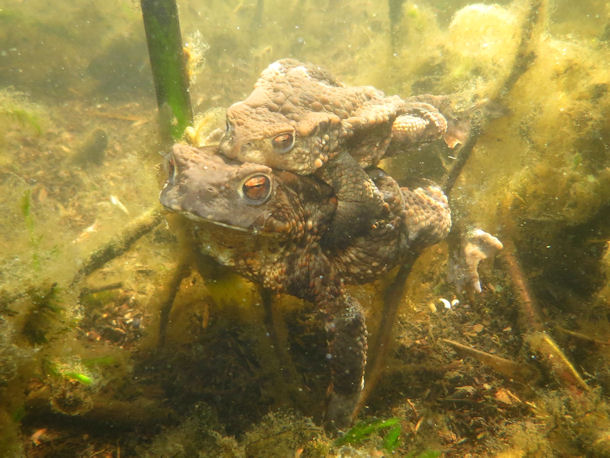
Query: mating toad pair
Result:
<box><xmin>160</xmin><ymin>59</ymin><xmax>457</xmax><ymax>428</ymax></box>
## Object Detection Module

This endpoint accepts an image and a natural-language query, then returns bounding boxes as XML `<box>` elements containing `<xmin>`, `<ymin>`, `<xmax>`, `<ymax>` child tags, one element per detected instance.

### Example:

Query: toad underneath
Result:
<box><xmin>160</xmin><ymin>144</ymin><xmax>451</xmax><ymax>428</ymax></box>
<box><xmin>219</xmin><ymin>58</ymin><xmax>459</xmax><ymax>245</ymax></box>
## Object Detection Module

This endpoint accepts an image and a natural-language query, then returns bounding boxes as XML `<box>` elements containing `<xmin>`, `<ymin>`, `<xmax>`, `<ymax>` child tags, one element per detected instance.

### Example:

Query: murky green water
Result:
<box><xmin>1</xmin><ymin>1</ymin><xmax>608</xmax><ymax>456</ymax></box>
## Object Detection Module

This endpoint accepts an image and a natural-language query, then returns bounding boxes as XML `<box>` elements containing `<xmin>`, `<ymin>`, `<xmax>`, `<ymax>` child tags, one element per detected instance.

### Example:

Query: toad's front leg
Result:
<box><xmin>321</xmin><ymin>292</ymin><xmax>368</xmax><ymax>430</ymax></box>
<box><xmin>318</xmin><ymin>151</ymin><xmax>388</xmax><ymax>248</ymax></box>
<box><xmin>391</xmin><ymin>102</ymin><xmax>448</xmax><ymax>146</ymax></box>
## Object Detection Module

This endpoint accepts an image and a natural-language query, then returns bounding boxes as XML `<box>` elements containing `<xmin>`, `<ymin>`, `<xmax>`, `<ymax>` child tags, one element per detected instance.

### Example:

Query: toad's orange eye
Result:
<box><xmin>242</xmin><ymin>174</ymin><xmax>271</xmax><ymax>203</ymax></box>
<box><xmin>272</xmin><ymin>132</ymin><xmax>295</xmax><ymax>153</ymax></box>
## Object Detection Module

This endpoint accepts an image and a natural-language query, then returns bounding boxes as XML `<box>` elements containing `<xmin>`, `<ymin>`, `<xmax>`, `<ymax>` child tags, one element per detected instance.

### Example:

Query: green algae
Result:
<box><xmin>0</xmin><ymin>90</ymin><xmax>46</xmax><ymax>157</ymax></box>
<box><xmin>0</xmin><ymin>94</ymin><xmax>43</xmax><ymax>136</ymax></box>
<box><xmin>335</xmin><ymin>417</ymin><xmax>401</xmax><ymax>451</ymax></box>
<box><xmin>20</xmin><ymin>189</ymin><xmax>43</xmax><ymax>272</ymax></box>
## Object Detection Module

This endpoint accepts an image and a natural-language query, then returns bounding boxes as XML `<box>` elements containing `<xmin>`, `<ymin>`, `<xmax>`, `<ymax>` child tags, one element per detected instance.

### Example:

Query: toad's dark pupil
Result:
<box><xmin>243</xmin><ymin>175</ymin><xmax>271</xmax><ymax>202</ymax></box>
<box><xmin>272</xmin><ymin>132</ymin><xmax>294</xmax><ymax>152</ymax></box>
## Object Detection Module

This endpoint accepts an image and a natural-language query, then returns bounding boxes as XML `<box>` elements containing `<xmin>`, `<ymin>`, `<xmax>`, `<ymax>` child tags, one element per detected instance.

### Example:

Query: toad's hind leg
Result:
<box><xmin>357</xmin><ymin>182</ymin><xmax>451</xmax><ymax>413</ymax></box>
<box><xmin>323</xmin><ymin>294</ymin><xmax>368</xmax><ymax>430</ymax></box>
<box><xmin>401</xmin><ymin>182</ymin><xmax>452</xmax><ymax>248</ymax></box>
<box><xmin>157</xmin><ymin>257</ymin><xmax>192</xmax><ymax>348</ymax></box>
<box><xmin>260</xmin><ymin>288</ymin><xmax>308</xmax><ymax>408</ymax></box>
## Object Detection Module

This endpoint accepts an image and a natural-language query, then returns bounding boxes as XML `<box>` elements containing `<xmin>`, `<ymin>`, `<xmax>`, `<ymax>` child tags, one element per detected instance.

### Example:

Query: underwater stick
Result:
<box><xmin>25</xmin><ymin>386</ymin><xmax>176</xmax><ymax>429</ymax></box>
<box><xmin>388</xmin><ymin>0</ymin><xmax>407</xmax><ymax>55</ymax></box>
<box><xmin>157</xmin><ymin>256</ymin><xmax>192</xmax><ymax>348</ymax></box>
<box><xmin>442</xmin><ymin>338</ymin><xmax>538</xmax><ymax>382</ymax></box>
<box><xmin>141</xmin><ymin>0</ymin><xmax>193</xmax><ymax>142</ymax></box>
<box><xmin>501</xmin><ymin>238</ymin><xmax>590</xmax><ymax>396</ymax></box>
<box><xmin>71</xmin><ymin>207</ymin><xmax>163</xmax><ymax>286</ymax></box>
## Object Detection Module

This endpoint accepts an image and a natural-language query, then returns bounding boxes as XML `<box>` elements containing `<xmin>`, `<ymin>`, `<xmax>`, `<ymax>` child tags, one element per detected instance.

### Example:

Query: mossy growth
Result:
<box><xmin>446</xmin><ymin>4</ymin><xmax>519</xmax><ymax>79</ymax></box>
<box><xmin>137</xmin><ymin>402</ymin><xmax>240</xmax><ymax>457</ymax></box>
<box><xmin>0</xmin><ymin>89</ymin><xmax>46</xmax><ymax>148</ymax></box>
<box><xmin>243</xmin><ymin>410</ymin><xmax>327</xmax><ymax>457</ymax></box>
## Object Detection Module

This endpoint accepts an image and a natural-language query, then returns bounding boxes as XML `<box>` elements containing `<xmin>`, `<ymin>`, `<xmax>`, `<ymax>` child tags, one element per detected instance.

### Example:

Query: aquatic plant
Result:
<box><xmin>20</xmin><ymin>189</ymin><xmax>41</xmax><ymax>272</ymax></box>
<box><xmin>335</xmin><ymin>417</ymin><xmax>401</xmax><ymax>451</ymax></box>
<box><xmin>141</xmin><ymin>0</ymin><xmax>193</xmax><ymax>141</ymax></box>
<box><xmin>0</xmin><ymin>89</ymin><xmax>45</xmax><ymax>146</ymax></box>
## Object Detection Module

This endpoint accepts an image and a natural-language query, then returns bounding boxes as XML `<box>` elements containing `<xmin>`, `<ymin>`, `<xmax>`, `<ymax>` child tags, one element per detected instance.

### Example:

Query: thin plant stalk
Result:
<box><xmin>141</xmin><ymin>0</ymin><xmax>193</xmax><ymax>142</ymax></box>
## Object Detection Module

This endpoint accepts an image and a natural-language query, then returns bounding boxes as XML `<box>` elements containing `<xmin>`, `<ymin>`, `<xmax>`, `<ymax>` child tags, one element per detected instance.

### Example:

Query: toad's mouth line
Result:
<box><xmin>176</xmin><ymin>210</ymin><xmax>279</xmax><ymax>238</ymax></box>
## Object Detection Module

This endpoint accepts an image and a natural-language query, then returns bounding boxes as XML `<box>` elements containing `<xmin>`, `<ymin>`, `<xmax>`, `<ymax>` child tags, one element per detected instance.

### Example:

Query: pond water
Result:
<box><xmin>0</xmin><ymin>0</ymin><xmax>608</xmax><ymax>456</ymax></box>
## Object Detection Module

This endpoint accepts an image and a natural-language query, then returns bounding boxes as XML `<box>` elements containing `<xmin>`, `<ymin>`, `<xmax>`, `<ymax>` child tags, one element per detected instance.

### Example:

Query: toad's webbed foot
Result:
<box><xmin>322</xmin><ymin>294</ymin><xmax>367</xmax><ymax>430</ymax></box>
<box><xmin>400</xmin><ymin>94</ymin><xmax>471</xmax><ymax>149</ymax></box>
<box><xmin>448</xmin><ymin>228</ymin><xmax>504</xmax><ymax>295</ymax></box>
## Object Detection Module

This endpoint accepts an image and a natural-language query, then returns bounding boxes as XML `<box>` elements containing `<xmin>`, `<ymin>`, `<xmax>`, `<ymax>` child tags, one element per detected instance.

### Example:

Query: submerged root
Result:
<box><xmin>25</xmin><ymin>382</ymin><xmax>176</xmax><ymax>429</ymax></box>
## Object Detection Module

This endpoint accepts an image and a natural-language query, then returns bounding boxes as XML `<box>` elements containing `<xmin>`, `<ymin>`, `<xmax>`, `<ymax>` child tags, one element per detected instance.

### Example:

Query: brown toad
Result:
<box><xmin>160</xmin><ymin>143</ymin><xmax>451</xmax><ymax>428</ymax></box>
<box><xmin>219</xmin><ymin>58</ymin><xmax>455</xmax><ymax>245</ymax></box>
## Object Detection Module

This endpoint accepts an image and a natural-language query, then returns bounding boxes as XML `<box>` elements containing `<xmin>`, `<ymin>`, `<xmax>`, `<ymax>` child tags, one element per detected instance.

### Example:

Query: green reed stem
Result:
<box><xmin>141</xmin><ymin>0</ymin><xmax>193</xmax><ymax>142</ymax></box>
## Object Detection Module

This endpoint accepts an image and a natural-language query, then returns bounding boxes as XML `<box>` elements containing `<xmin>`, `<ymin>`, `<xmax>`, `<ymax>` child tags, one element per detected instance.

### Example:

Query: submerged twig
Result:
<box><xmin>500</xmin><ymin>239</ymin><xmax>543</xmax><ymax>332</ymax></box>
<box><xmin>555</xmin><ymin>326</ymin><xmax>610</xmax><ymax>346</ymax></box>
<box><xmin>260</xmin><ymin>288</ymin><xmax>308</xmax><ymax>409</ymax></box>
<box><xmin>388</xmin><ymin>0</ymin><xmax>407</xmax><ymax>55</ymax></box>
<box><xmin>526</xmin><ymin>331</ymin><xmax>590</xmax><ymax>395</ymax></box>
<box><xmin>25</xmin><ymin>384</ymin><xmax>176</xmax><ymax>429</ymax></box>
<box><xmin>157</xmin><ymin>257</ymin><xmax>192</xmax><ymax>348</ymax></box>
<box><xmin>2</xmin><ymin>209</ymin><xmax>163</xmax><ymax>312</ymax></box>
<box><xmin>71</xmin><ymin>207</ymin><xmax>164</xmax><ymax>286</ymax></box>
<box><xmin>443</xmin><ymin>338</ymin><xmax>538</xmax><ymax>383</ymax></box>
<box><xmin>357</xmin><ymin>253</ymin><xmax>416</xmax><ymax>415</ymax></box>
<box><xmin>501</xmin><ymin>238</ymin><xmax>590</xmax><ymax>397</ymax></box>
<box><xmin>79</xmin><ymin>282</ymin><xmax>123</xmax><ymax>298</ymax></box>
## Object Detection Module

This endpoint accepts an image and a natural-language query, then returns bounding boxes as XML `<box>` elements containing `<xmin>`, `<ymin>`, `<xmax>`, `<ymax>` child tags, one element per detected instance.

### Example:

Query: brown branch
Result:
<box><xmin>501</xmin><ymin>238</ymin><xmax>589</xmax><ymax>396</ymax></box>
<box><xmin>443</xmin><ymin>338</ymin><xmax>538</xmax><ymax>383</ymax></box>
<box><xmin>71</xmin><ymin>207</ymin><xmax>164</xmax><ymax>286</ymax></box>
<box><xmin>157</xmin><ymin>257</ymin><xmax>192</xmax><ymax>348</ymax></box>
<box><xmin>500</xmin><ymin>239</ymin><xmax>543</xmax><ymax>333</ymax></box>
<box><xmin>25</xmin><ymin>384</ymin><xmax>176</xmax><ymax>430</ymax></box>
